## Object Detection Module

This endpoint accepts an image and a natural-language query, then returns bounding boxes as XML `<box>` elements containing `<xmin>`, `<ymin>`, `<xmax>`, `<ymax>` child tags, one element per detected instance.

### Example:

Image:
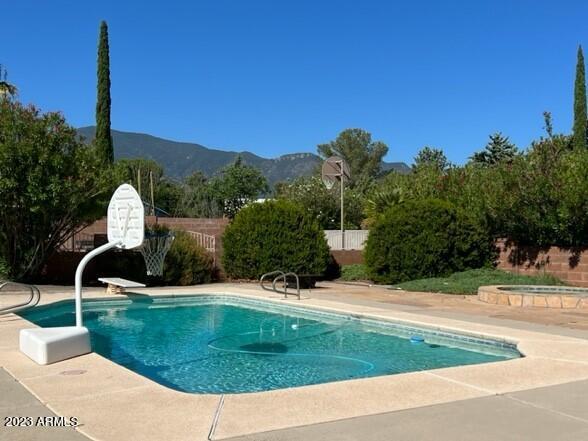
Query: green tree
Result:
<box><xmin>413</xmin><ymin>146</ymin><xmax>449</xmax><ymax>171</ymax></box>
<box><xmin>96</xmin><ymin>21</ymin><xmax>113</xmax><ymax>164</ymax></box>
<box><xmin>175</xmin><ymin>171</ymin><xmax>224</xmax><ymax>218</ymax></box>
<box><xmin>0</xmin><ymin>100</ymin><xmax>112</xmax><ymax>280</ymax></box>
<box><xmin>317</xmin><ymin>128</ymin><xmax>388</xmax><ymax>188</ymax></box>
<box><xmin>185</xmin><ymin>171</ymin><xmax>208</xmax><ymax>188</ymax></box>
<box><xmin>209</xmin><ymin>156</ymin><xmax>269</xmax><ymax>218</ymax></box>
<box><xmin>116</xmin><ymin>158</ymin><xmax>163</xmax><ymax>196</ymax></box>
<box><xmin>276</xmin><ymin>176</ymin><xmax>363</xmax><ymax>229</ymax></box>
<box><xmin>115</xmin><ymin>158</ymin><xmax>193</xmax><ymax>215</ymax></box>
<box><xmin>573</xmin><ymin>45</ymin><xmax>587</xmax><ymax>150</ymax></box>
<box><xmin>470</xmin><ymin>132</ymin><xmax>518</xmax><ymax>165</ymax></box>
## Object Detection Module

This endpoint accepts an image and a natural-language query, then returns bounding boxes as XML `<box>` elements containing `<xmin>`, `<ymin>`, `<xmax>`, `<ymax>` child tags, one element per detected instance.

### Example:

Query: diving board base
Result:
<box><xmin>20</xmin><ymin>326</ymin><xmax>91</xmax><ymax>365</ymax></box>
<box><xmin>98</xmin><ymin>277</ymin><xmax>146</xmax><ymax>295</ymax></box>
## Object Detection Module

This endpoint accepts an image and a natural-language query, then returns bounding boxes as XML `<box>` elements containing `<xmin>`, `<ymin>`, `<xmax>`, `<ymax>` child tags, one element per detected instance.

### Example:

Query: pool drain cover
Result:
<box><xmin>240</xmin><ymin>342</ymin><xmax>289</xmax><ymax>354</ymax></box>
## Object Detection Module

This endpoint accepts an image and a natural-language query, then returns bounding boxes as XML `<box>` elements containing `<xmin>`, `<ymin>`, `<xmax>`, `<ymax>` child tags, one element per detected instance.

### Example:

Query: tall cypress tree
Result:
<box><xmin>96</xmin><ymin>21</ymin><xmax>114</xmax><ymax>164</ymax></box>
<box><xmin>573</xmin><ymin>45</ymin><xmax>587</xmax><ymax>149</ymax></box>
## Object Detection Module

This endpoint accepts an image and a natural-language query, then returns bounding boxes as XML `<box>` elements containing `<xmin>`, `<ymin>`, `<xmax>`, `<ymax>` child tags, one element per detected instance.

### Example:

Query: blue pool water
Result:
<box><xmin>20</xmin><ymin>295</ymin><xmax>520</xmax><ymax>393</ymax></box>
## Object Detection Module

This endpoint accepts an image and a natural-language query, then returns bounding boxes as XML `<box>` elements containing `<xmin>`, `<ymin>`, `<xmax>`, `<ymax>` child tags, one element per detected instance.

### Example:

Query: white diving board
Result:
<box><xmin>98</xmin><ymin>277</ymin><xmax>146</xmax><ymax>294</ymax></box>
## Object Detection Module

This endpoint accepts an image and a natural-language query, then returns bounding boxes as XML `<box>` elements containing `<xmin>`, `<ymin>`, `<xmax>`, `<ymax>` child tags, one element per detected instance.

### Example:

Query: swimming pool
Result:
<box><xmin>20</xmin><ymin>295</ymin><xmax>520</xmax><ymax>393</ymax></box>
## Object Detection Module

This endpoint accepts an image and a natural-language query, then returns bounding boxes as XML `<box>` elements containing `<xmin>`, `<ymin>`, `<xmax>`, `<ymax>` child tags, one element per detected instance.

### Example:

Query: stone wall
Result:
<box><xmin>72</xmin><ymin>216</ymin><xmax>229</xmax><ymax>256</ymax></box>
<box><xmin>78</xmin><ymin>216</ymin><xmax>228</xmax><ymax>238</ymax></box>
<box><xmin>496</xmin><ymin>240</ymin><xmax>588</xmax><ymax>287</ymax></box>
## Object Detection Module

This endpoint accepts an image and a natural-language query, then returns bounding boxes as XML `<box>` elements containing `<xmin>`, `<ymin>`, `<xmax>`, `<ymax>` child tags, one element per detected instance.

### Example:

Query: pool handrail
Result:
<box><xmin>260</xmin><ymin>270</ymin><xmax>285</xmax><ymax>293</ymax></box>
<box><xmin>0</xmin><ymin>281</ymin><xmax>41</xmax><ymax>315</ymax></box>
<box><xmin>259</xmin><ymin>271</ymin><xmax>301</xmax><ymax>300</ymax></box>
<box><xmin>272</xmin><ymin>272</ymin><xmax>301</xmax><ymax>300</ymax></box>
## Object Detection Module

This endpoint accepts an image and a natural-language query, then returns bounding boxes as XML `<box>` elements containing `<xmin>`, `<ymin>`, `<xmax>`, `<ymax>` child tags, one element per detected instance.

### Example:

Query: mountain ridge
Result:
<box><xmin>77</xmin><ymin>126</ymin><xmax>410</xmax><ymax>184</ymax></box>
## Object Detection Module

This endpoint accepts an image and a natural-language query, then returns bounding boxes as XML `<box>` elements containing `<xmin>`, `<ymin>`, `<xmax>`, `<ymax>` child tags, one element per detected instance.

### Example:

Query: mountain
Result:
<box><xmin>77</xmin><ymin>127</ymin><xmax>410</xmax><ymax>184</ymax></box>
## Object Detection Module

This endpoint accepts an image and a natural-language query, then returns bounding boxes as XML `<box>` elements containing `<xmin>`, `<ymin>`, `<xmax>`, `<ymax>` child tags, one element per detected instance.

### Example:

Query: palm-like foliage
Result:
<box><xmin>363</xmin><ymin>187</ymin><xmax>404</xmax><ymax>228</ymax></box>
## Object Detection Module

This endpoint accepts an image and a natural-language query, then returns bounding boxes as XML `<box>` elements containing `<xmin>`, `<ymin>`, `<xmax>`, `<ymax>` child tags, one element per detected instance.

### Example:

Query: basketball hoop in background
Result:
<box><xmin>321</xmin><ymin>156</ymin><xmax>351</xmax><ymax>249</ymax></box>
<box><xmin>140</xmin><ymin>230</ymin><xmax>175</xmax><ymax>277</ymax></box>
<box><xmin>321</xmin><ymin>156</ymin><xmax>350</xmax><ymax>189</ymax></box>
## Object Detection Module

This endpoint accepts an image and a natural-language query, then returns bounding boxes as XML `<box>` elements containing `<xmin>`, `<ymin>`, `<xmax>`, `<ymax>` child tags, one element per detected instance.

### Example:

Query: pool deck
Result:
<box><xmin>1</xmin><ymin>282</ymin><xmax>588</xmax><ymax>440</ymax></box>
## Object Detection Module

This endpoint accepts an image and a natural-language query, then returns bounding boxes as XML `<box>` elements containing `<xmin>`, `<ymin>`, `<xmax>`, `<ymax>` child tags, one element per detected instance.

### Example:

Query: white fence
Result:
<box><xmin>324</xmin><ymin>230</ymin><xmax>369</xmax><ymax>250</ymax></box>
<box><xmin>186</xmin><ymin>231</ymin><xmax>216</xmax><ymax>255</ymax></box>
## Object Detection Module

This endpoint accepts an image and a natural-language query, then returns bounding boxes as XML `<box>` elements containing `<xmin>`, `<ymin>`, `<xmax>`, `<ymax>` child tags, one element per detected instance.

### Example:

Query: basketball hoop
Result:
<box><xmin>321</xmin><ymin>156</ymin><xmax>351</xmax><ymax>188</ymax></box>
<box><xmin>140</xmin><ymin>231</ymin><xmax>175</xmax><ymax>277</ymax></box>
<box><xmin>321</xmin><ymin>156</ymin><xmax>351</xmax><ymax>250</ymax></box>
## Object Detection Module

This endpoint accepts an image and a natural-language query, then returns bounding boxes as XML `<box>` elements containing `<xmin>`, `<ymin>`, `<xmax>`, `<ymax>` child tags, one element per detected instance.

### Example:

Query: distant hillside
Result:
<box><xmin>77</xmin><ymin>127</ymin><xmax>410</xmax><ymax>184</ymax></box>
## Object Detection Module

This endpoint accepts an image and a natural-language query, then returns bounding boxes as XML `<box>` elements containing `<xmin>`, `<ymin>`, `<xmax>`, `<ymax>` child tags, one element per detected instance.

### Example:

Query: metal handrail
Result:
<box><xmin>259</xmin><ymin>270</ymin><xmax>301</xmax><ymax>300</ymax></box>
<box><xmin>0</xmin><ymin>281</ymin><xmax>41</xmax><ymax>315</ymax></box>
<box><xmin>272</xmin><ymin>272</ymin><xmax>301</xmax><ymax>300</ymax></box>
<box><xmin>260</xmin><ymin>270</ymin><xmax>285</xmax><ymax>293</ymax></box>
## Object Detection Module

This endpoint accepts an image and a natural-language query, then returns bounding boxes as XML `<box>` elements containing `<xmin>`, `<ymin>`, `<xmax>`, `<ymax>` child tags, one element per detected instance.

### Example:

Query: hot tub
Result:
<box><xmin>478</xmin><ymin>285</ymin><xmax>588</xmax><ymax>309</ymax></box>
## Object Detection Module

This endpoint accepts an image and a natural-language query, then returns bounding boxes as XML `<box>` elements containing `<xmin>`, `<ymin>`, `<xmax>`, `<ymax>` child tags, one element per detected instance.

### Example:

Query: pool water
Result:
<box><xmin>20</xmin><ymin>295</ymin><xmax>519</xmax><ymax>393</ymax></box>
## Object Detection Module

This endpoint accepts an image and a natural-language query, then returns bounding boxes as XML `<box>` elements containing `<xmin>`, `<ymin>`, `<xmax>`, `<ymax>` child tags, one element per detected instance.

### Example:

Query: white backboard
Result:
<box><xmin>107</xmin><ymin>184</ymin><xmax>145</xmax><ymax>249</ymax></box>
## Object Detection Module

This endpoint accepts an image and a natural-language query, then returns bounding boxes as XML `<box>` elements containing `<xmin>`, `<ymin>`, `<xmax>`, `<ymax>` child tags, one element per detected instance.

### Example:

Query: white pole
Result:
<box><xmin>74</xmin><ymin>241</ymin><xmax>119</xmax><ymax>327</ymax></box>
<box><xmin>340</xmin><ymin>163</ymin><xmax>345</xmax><ymax>250</ymax></box>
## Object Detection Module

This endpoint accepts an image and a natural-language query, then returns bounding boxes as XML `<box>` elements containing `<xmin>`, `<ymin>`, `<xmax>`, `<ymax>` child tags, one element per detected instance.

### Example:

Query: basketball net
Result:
<box><xmin>139</xmin><ymin>233</ymin><xmax>175</xmax><ymax>277</ymax></box>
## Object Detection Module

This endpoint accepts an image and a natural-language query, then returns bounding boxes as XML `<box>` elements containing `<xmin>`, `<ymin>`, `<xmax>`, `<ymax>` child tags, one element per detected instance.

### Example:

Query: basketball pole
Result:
<box><xmin>74</xmin><ymin>241</ymin><xmax>118</xmax><ymax>327</ymax></box>
<box><xmin>149</xmin><ymin>171</ymin><xmax>155</xmax><ymax>216</ymax></box>
<box><xmin>339</xmin><ymin>160</ymin><xmax>345</xmax><ymax>250</ymax></box>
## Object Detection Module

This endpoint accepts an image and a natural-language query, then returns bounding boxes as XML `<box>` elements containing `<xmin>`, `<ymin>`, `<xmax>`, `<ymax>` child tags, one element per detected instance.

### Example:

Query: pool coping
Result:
<box><xmin>2</xmin><ymin>285</ymin><xmax>588</xmax><ymax>441</ymax></box>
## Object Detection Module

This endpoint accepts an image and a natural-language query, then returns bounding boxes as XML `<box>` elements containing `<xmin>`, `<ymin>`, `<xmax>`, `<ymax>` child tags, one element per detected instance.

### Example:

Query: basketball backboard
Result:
<box><xmin>107</xmin><ymin>184</ymin><xmax>145</xmax><ymax>249</ymax></box>
<box><xmin>321</xmin><ymin>156</ymin><xmax>351</xmax><ymax>189</ymax></box>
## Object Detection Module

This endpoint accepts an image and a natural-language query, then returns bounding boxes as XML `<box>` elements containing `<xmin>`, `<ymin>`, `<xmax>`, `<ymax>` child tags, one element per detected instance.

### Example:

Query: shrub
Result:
<box><xmin>276</xmin><ymin>176</ymin><xmax>364</xmax><ymax>230</ymax></box>
<box><xmin>162</xmin><ymin>230</ymin><xmax>214</xmax><ymax>286</ymax></box>
<box><xmin>364</xmin><ymin>199</ymin><xmax>494</xmax><ymax>284</ymax></box>
<box><xmin>340</xmin><ymin>264</ymin><xmax>369</xmax><ymax>281</ymax></box>
<box><xmin>222</xmin><ymin>200</ymin><xmax>331</xmax><ymax>279</ymax></box>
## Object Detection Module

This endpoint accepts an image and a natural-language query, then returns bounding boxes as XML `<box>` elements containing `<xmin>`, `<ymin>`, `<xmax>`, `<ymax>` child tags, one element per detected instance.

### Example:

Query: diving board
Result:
<box><xmin>98</xmin><ymin>277</ymin><xmax>146</xmax><ymax>294</ymax></box>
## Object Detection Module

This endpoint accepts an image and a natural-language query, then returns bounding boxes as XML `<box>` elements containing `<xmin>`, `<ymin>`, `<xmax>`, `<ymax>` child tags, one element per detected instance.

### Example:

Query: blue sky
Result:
<box><xmin>4</xmin><ymin>1</ymin><xmax>587</xmax><ymax>165</ymax></box>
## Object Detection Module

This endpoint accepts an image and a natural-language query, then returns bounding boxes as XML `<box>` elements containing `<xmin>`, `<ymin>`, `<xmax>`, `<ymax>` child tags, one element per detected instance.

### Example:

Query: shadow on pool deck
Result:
<box><xmin>226</xmin><ymin>379</ymin><xmax>588</xmax><ymax>441</ymax></box>
<box><xmin>0</xmin><ymin>368</ymin><xmax>88</xmax><ymax>441</ymax></box>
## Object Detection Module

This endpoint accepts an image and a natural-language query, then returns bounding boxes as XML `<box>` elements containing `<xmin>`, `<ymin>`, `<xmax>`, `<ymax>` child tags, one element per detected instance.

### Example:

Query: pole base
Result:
<box><xmin>20</xmin><ymin>327</ymin><xmax>91</xmax><ymax>365</ymax></box>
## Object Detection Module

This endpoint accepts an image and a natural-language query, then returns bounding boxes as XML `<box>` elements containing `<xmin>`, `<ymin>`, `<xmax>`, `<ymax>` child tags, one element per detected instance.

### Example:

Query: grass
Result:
<box><xmin>340</xmin><ymin>264</ymin><xmax>370</xmax><ymax>282</ymax></box>
<box><xmin>391</xmin><ymin>268</ymin><xmax>564</xmax><ymax>295</ymax></box>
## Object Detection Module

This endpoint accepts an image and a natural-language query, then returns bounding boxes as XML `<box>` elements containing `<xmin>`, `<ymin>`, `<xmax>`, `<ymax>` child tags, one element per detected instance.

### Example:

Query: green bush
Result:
<box><xmin>340</xmin><ymin>264</ymin><xmax>369</xmax><ymax>281</ymax></box>
<box><xmin>392</xmin><ymin>268</ymin><xmax>562</xmax><ymax>295</ymax></box>
<box><xmin>364</xmin><ymin>199</ymin><xmax>495</xmax><ymax>284</ymax></box>
<box><xmin>222</xmin><ymin>200</ymin><xmax>331</xmax><ymax>279</ymax></box>
<box><xmin>162</xmin><ymin>230</ymin><xmax>214</xmax><ymax>286</ymax></box>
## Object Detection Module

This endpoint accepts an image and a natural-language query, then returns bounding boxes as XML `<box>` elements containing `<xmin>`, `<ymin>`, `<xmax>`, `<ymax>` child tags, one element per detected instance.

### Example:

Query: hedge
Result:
<box><xmin>364</xmin><ymin>199</ymin><xmax>494</xmax><ymax>284</ymax></box>
<box><xmin>222</xmin><ymin>200</ymin><xmax>331</xmax><ymax>279</ymax></box>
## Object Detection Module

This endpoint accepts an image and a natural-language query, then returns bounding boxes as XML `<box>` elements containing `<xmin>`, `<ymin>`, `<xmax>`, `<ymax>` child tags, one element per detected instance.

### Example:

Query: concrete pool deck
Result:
<box><xmin>1</xmin><ymin>283</ymin><xmax>588</xmax><ymax>440</ymax></box>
